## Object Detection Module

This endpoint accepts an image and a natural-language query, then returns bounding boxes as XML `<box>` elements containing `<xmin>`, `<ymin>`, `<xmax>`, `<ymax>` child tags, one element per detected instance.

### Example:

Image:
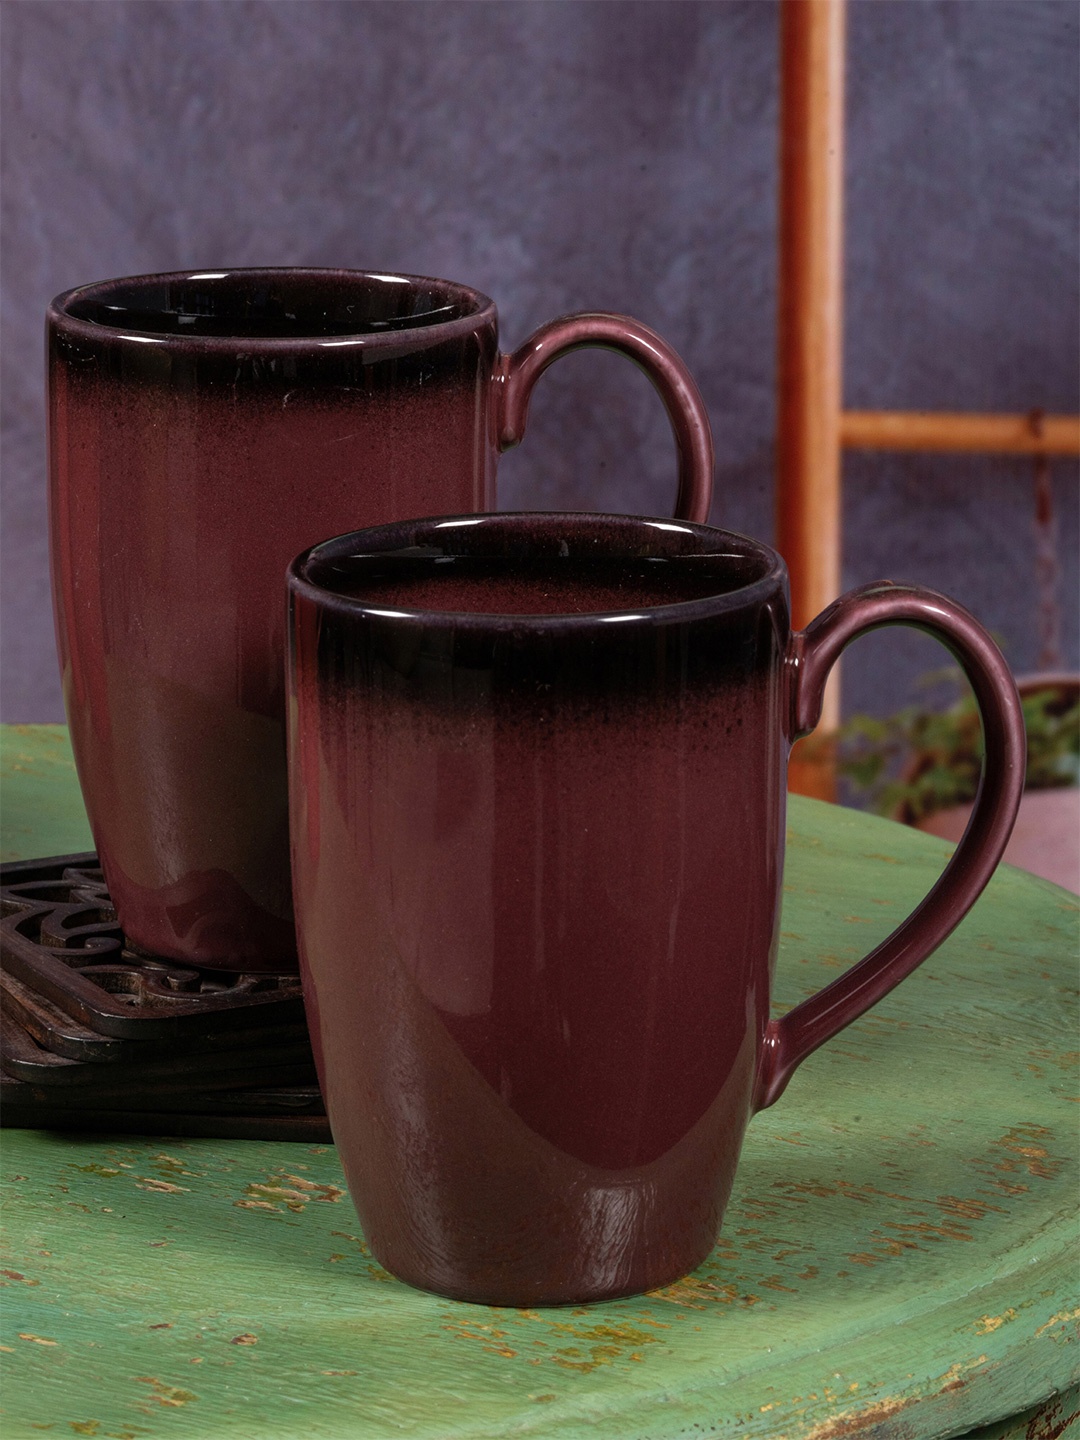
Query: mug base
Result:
<box><xmin>103</xmin><ymin>861</ymin><xmax>299</xmax><ymax>973</ymax></box>
<box><xmin>365</xmin><ymin>1238</ymin><xmax>717</xmax><ymax>1308</ymax></box>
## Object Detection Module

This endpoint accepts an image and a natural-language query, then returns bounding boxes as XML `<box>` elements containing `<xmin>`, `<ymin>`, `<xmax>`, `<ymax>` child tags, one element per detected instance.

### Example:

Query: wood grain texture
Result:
<box><xmin>776</xmin><ymin>0</ymin><xmax>845</xmax><ymax>653</ymax></box>
<box><xmin>777</xmin><ymin>0</ymin><xmax>846</xmax><ymax>791</ymax></box>
<box><xmin>1</xmin><ymin>725</ymin><xmax>1078</xmax><ymax>1438</ymax></box>
<box><xmin>841</xmin><ymin>412</ymin><xmax>1080</xmax><ymax>457</ymax></box>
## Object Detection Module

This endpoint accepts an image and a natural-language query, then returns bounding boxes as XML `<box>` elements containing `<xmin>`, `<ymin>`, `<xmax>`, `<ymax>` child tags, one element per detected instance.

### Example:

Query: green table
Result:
<box><xmin>2</xmin><ymin>725</ymin><xmax>1077</xmax><ymax>1440</ymax></box>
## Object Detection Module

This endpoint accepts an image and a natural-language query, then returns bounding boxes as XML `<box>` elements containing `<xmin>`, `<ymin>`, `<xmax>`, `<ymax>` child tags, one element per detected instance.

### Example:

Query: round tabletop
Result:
<box><xmin>1</xmin><ymin>725</ymin><xmax>1077</xmax><ymax>1440</ymax></box>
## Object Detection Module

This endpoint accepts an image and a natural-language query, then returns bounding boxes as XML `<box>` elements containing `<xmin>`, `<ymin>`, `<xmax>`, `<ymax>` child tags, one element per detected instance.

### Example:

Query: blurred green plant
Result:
<box><xmin>837</xmin><ymin>671</ymin><xmax>1080</xmax><ymax>824</ymax></box>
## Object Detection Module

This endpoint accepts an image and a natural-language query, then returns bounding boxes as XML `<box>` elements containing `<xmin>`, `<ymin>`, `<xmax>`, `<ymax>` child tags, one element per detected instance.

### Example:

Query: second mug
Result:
<box><xmin>285</xmin><ymin>512</ymin><xmax>1025</xmax><ymax>1305</ymax></box>
<box><xmin>48</xmin><ymin>268</ymin><xmax>714</xmax><ymax>969</ymax></box>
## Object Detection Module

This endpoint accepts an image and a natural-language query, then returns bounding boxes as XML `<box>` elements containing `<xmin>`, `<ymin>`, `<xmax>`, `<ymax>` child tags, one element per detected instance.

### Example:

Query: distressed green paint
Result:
<box><xmin>1</xmin><ymin>725</ymin><xmax>1077</xmax><ymax>1439</ymax></box>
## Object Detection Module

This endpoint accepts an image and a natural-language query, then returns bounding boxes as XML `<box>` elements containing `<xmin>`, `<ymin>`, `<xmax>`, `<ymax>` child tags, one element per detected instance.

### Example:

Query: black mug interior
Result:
<box><xmin>60</xmin><ymin>269</ymin><xmax>488</xmax><ymax>340</ymax></box>
<box><xmin>299</xmin><ymin>513</ymin><xmax>781</xmax><ymax>620</ymax></box>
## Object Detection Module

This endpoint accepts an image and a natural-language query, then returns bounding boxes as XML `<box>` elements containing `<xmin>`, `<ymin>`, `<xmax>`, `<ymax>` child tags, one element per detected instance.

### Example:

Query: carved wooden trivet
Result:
<box><xmin>0</xmin><ymin>854</ymin><xmax>329</xmax><ymax>1141</ymax></box>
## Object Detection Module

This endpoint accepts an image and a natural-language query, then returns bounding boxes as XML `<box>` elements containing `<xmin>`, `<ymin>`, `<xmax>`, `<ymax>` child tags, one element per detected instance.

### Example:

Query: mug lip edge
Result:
<box><xmin>47</xmin><ymin>267</ymin><xmax>498</xmax><ymax>350</ymax></box>
<box><xmin>287</xmin><ymin>512</ymin><xmax>790</xmax><ymax>629</ymax></box>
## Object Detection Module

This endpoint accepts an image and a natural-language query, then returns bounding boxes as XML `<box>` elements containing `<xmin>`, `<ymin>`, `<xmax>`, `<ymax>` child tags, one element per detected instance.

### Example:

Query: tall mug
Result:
<box><xmin>286</xmin><ymin>512</ymin><xmax>1025</xmax><ymax>1306</ymax></box>
<box><xmin>48</xmin><ymin>269</ymin><xmax>714</xmax><ymax>969</ymax></box>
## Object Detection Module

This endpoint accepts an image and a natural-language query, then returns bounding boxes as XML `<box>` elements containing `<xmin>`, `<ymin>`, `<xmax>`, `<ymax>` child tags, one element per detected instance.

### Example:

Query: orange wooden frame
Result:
<box><xmin>777</xmin><ymin>0</ymin><xmax>1080</xmax><ymax>803</ymax></box>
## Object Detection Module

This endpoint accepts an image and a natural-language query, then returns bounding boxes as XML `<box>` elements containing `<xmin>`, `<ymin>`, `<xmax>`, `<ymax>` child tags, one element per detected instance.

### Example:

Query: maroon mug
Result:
<box><xmin>48</xmin><ymin>269</ymin><xmax>713</xmax><ymax>970</ymax></box>
<box><xmin>286</xmin><ymin>511</ymin><xmax>1025</xmax><ymax>1307</ymax></box>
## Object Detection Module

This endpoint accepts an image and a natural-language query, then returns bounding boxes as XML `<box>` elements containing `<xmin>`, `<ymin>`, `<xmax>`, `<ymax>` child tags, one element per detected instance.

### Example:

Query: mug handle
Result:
<box><xmin>493</xmin><ymin>313</ymin><xmax>714</xmax><ymax>523</ymax></box>
<box><xmin>754</xmin><ymin>581</ymin><xmax>1027</xmax><ymax>1112</ymax></box>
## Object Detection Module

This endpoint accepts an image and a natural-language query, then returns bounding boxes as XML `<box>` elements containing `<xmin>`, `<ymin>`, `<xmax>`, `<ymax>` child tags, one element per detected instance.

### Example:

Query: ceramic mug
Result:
<box><xmin>286</xmin><ymin>511</ymin><xmax>1025</xmax><ymax>1307</ymax></box>
<box><xmin>48</xmin><ymin>269</ymin><xmax>713</xmax><ymax>970</ymax></box>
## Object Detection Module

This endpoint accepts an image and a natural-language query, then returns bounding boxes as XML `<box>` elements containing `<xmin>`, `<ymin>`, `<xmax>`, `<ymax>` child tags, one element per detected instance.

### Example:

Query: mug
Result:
<box><xmin>48</xmin><ymin>269</ymin><xmax>713</xmax><ymax>970</ymax></box>
<box><xmin>286</xmin><ymin>511</ymin><xmax>1024</xmax><ymax>1306</ymax></box>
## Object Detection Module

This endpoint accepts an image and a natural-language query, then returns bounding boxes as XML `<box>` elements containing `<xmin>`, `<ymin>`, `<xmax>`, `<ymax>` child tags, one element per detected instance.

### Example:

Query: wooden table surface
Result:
<box><xmin>1</xmin><ymin>725</ymin><xmax>1077</xmax><ymax>1440</ymax></box>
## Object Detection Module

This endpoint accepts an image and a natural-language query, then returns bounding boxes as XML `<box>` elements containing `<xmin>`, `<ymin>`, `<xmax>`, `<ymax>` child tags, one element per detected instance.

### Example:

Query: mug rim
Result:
<box><xmin>48</xmin><ymin>267</ymin><xmax>498</xmax><ymax>351</ymax></box>
<box><xmin>288</xmin><ymin>512</ymin><xmax>789</xmax><ymax>630</ymax></box>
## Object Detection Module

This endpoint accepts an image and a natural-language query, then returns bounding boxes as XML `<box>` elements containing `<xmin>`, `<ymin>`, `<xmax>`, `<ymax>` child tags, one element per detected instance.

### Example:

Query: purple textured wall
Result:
<box><xmin>2</xmin><ymin>0</ymin><xmax>1077</xmax><ymax>722</ymax></box>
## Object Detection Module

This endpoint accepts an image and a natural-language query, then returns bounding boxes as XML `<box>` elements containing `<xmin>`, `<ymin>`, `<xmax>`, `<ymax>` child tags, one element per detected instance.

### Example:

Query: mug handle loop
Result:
<box><xmin>494</xmin><ymin>313</ymin><xmax>714</xmax><ymax>523</ymax></box>
<box><xmin>754</xmin><ymin>581</ymin><xmax>1026</xmax><ymax>1112</ymax></box>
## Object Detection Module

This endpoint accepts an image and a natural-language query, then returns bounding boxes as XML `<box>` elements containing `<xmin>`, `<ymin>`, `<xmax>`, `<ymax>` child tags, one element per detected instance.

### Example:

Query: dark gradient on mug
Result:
<box><xmin>49</xmin><ymin>272</ymin><xmax>492</xmax><ymax>967</ymax></box>
<box><xmin>288</xmin><ymin>516</ymin><xmax>788</xmax><ymax>1303</ymax></box>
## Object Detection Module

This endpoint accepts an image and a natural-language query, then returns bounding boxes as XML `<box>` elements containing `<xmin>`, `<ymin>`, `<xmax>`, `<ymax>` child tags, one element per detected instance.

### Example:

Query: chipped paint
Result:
<box><xmin>799</xmin><ymin>1393</ymin><xmax>914</xmax><ymax>1440</ymax></box>
<box><xmin>990</xmin><ymin>1125</ymin><xmax>1066</xmax><ymax>1180</ymax></box>
<box><xmin>1034</xmin><ymin>1308</ymin><xmax>1080</xmax><ymax>1339</ymax></box>
<box><xmin>326</xmin><ymin>1229</ymin><xmax>397</xmax><ymax>1283</ymax></box>
<box><xmin>134</xmin><ymin>1378</ymin><xmax>197</xmax><ymax>1408</ymax></box>
<box><xmin>439</xmin><ymin>1309</ymin><xmax>672</xmax><ymax>1374</ymax></box>
<box><xmin>148</xmin><ymin>1154</ymin><xmax>204</xmax><ymax>1180</ymax></box>
<box><xmin>234</xmin><ymin>1169</ymin><xmax>345</xmax><ymax>1214</ymax></box>
<box><xmin>647</xmin><ymin>1274</ymin><xmax>760</xmax><ymax>1309</ymax></box>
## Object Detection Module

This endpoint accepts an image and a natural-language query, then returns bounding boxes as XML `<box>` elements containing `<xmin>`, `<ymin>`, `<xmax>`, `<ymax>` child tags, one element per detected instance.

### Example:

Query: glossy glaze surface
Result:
<box><xmin>47</xmin><ymin>270</ymin><xmax>715</xmax><ymax>970</ymax></box>
<box><xmin>286</xmin><ymin>513</ymin><xmax>1024</xmax><ymax>1304</ymax></box>
<box><xmin>289</xmin><ymin>516</ymin><xmax>786</xmax><ymax>1303</ymax></box>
